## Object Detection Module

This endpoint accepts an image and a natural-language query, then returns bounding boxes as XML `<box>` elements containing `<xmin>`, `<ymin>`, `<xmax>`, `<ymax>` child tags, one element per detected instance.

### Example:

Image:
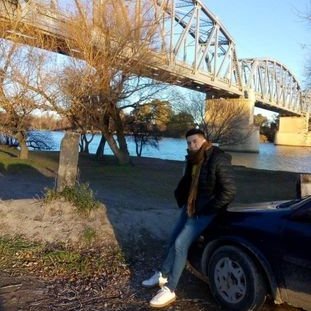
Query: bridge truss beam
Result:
<box><xmin>0</xmin><ymin>0</ymin><xmax>309</xmax><ymax>115</ymax></box>
<box><xmin>240</xmin><ymin>58</ymin><xmax>303</xmax><ymax>116</ymax></box>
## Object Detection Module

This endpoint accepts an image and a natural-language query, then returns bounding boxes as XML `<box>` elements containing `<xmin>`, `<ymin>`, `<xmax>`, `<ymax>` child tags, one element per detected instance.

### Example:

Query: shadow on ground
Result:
<box><xmin>0</xmin><ymin>163</ymin><xmax>55</xmax><ymax>200</ymax></box>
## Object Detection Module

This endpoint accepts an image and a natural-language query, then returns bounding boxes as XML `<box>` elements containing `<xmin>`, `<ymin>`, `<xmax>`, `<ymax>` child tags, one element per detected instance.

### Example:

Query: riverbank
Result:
<box><xmin>0</xmin><ymin>150</ymin><xmax>300</xmax><ymax>242</ymax></box>
<box><xmin>0</xmin><ymin>149</ymin><xmax>301</xmax><ymax>310</ymax></box>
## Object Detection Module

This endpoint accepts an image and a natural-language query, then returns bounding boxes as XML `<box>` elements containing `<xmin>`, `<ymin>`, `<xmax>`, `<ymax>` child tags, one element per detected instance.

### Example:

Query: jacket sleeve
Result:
<box><xmin>174</xmin><ymin>162</ymin><xmax>191</xmax><ymax>208</ymax></box>
<box><xmin>208</xmin><ymin>153</ymin><xmax>236</xmax><ymax>211</ymax></box>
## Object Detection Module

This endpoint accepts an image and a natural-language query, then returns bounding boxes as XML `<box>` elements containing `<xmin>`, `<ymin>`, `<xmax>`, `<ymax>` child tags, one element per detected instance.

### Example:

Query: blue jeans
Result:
<box><xmin>160</xmin><ymin>207</ymin><xmax>215</xmax><ymax>291</ymax></box>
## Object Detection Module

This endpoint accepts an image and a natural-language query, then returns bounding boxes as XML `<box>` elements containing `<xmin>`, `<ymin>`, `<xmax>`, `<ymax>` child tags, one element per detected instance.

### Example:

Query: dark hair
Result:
<box><xmin>185</xmin><ymin>128</ymin><xmax>206</xmax><ymax>138</ymax></box>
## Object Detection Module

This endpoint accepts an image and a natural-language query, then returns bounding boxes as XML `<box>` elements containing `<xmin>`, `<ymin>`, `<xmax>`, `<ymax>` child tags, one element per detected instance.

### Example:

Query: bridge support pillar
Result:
<box><xmin>275</xmin><ymin>115</ymin><xmax>311</xmax><ymax>146</ymax></box>
<box><xmin>205</xmin><ymin>92</ymin><xmax>259</xmax><ymax>152</ymax></box>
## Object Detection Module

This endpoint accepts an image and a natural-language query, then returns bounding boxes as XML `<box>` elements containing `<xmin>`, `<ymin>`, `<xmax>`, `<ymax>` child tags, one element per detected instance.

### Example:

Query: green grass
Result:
<box><xmin>0</xmin><ymin>145</ymin><xmax>177</xmax><ymax>208</ymax></box>
<box><xmin>0</xmin><ymin>236</ymin><xmax>42</xmax><ymax>273</ymax></box>
<box><xmin>0</xmin><ymin>145</ymin><xmax>59</xmax><ymax>175</ymax></box>
<box><xmin>82</xmin><ymin>226</ymin><xmax>97</xmax><ymax>244</ymax></box>
<box><xmin>0</xmin><ymin>236</ymin><xmax>127</xmax><ymax>277</ymax></box>
<box><xmin>0</xmin><ymin>235</ymin><xmax>41</xmax><ymax>254</ymax></box>
<box><xmin>43</xmin><ymin>182</ymin><xmax>101</xmax><ymax>215</ymax></box>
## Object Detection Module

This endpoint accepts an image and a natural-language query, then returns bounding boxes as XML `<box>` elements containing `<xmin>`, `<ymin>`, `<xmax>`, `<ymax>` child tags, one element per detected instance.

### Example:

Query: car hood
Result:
<box><xmin>228</xmin><ymin>201</ymin><xmax>288</xmax><ymax>212</ymax></box>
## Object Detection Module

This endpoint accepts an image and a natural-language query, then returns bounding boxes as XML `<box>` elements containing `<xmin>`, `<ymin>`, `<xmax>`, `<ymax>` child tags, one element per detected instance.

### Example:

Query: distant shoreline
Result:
<box><xmin>28</xmin><ymin>131</ymin><xmax>311</xmax><ymax>173</ymax></box>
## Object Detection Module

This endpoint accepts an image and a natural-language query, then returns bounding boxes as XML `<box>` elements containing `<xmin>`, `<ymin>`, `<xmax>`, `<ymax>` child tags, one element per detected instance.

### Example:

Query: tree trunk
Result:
<box><xmin>16</xmin><ymin>132</ymin><xmax>29</xmax><ymax>160</ymax></box>
<box><xmin>102</xmin><ymin>112</ymin><xmax>130</xmax><ymax>165</ymax></box>
<box><xmin>80</xmin><ymin>133</ymin><xmax>92</xmax><ymax>154</ymax></box>
<box><xmin>95</xmin><ymin>133</ymin><xmax>106</xmax><ymax>159</ymax></box>
<box><xmin>134</xmin><ymin>135</ymin><xmax>142</xmax><ymax>157</ymax></box>
<box><xmin>110</xmin><ymin>107</ymin><xmax>130</xmax><ymax>164</ymax></box>
<box><xmin>105</xmin><ymin>133</ymin><xmax>130</xmax><ymax>164</ymax></box>
<box><xmin>19</xmin><ymin>142</ymin><xmax>29</xmax><ymax>159</ymax></box>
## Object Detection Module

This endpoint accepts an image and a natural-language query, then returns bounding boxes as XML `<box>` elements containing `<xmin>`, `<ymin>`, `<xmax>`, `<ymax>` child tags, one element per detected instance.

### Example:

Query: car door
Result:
<box><xmin>281</xmin><ymin>202</ymin><xmax>311</xmax><ymax>311</ymax></box>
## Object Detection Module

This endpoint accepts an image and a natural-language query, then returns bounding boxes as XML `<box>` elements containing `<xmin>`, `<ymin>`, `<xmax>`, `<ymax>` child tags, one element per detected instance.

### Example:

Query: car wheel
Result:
<box><xmin>208</xmin><ymin>245</ymin><xmax>267</xmax><ymax>311</ymax></box>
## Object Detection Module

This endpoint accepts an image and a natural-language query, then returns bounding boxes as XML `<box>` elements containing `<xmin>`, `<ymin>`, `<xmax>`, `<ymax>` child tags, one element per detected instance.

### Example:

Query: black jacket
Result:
<box><xmin>174</xmin><ymin>146</ymin><xmax>236</xmax><ymax>215</ymax></box>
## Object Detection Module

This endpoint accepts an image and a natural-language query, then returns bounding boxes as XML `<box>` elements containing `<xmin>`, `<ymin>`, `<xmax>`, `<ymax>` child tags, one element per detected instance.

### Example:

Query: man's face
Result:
<box><xmin>186</xmin><ymin>134</ymin><xmax>206</xmax><ymax>151</ymax></box>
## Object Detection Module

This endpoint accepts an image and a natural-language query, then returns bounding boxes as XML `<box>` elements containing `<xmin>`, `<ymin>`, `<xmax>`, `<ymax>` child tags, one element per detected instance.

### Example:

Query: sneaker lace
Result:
<box><xmin>157</xmin><ymin>286</ymin><xmax>170</xmax><ymax>295</ymax></box>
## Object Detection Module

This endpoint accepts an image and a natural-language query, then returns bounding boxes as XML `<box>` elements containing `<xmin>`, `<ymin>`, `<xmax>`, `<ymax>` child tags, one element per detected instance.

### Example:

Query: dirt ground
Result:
<box><xmin>0</xmin><ymin>156</ymin><xmax>302</xmax><ymax>311</ymax></box>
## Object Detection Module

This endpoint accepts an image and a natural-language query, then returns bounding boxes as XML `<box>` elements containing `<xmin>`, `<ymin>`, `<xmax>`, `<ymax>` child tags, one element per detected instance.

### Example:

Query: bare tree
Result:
<box><xmin>0</xmin><ymin>4</ymin><xmax>63</xmax><ymax>159</ymax></box>
<box><xmin>174</xmin><ymin>92</ymin><xmax>253</xmax><ymax>145</ymax></box>
<box><xmin>298</xmin><ymin>1</ymin><xmax>311</xmax><ymax>87</ymax></box>
<box><xmin>26</xmin><ymin>131</ymin><xmax>55</xmax><ymax>150</ymax></box>
<box><xmin>0</xmin><ymin>0</ymin><xmax>183</xmax><ymax>163</ymax></box>
<box><xmin>56</xmin><ymin>67</ymin><xmax>99</xmax><ymax>154</ymax></box>
<box><xmin>51</xmin><ymin>0</ymin><xmax>174</xmax><ymax>164</ymax></box>
<box><xmin>127</xmin><ymin>116</ymin><xmax>160</xmax><ymax>157</ymax></box>
<box><xmin>307</xmin><ymin>6</ymin><xmax>311</xmax><ymax>87</ymax></box>
<box><xmin>0</xmin><ymin>38</ymin><xmax>54</xmax><ymax>158</ymax></box>
<box><xmin>205</xmin><ymin>99</ymin><xmax>254</xmax><ymax>145</ymax></box>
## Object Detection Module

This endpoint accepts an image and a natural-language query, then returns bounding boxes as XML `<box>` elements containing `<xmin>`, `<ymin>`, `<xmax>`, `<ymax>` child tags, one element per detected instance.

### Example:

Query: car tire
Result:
<box><xmin>208</xmin><ymin>245</ymin><xmax>267</xmax><ymax>311</ymax></box>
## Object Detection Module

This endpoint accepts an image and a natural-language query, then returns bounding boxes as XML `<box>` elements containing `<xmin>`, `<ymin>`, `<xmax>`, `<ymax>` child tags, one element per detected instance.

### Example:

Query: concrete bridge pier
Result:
<box><xmin>275</xmin><ymin>114</ymin><xmax>311</xmax><ymax>147</ymax></box>
<box><xmin>205</xmin><ymin>91</ymin><xmax>259</xmax><ymax>152</ymax></box>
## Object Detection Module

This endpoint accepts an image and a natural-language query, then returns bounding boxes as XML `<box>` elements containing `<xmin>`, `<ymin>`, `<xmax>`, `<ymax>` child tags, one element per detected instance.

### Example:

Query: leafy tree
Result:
<box><xmin>166</xmin><ymin>111</ymin><xmax>194</xmax><ymax>137</ymax></box>
<box><xmin>147</xmin><ymin>100</ymin><xmax>173</xmax><ymax>131</ymax></box>
<box><xmin>261</xmin><ymin>115</ymin><xmax>279</xmax><ymax>142</ymax></box>
<box><xmin>254</xmin><ymin>114</ymin><xmax>268</xmax><ymax>127</ymax></box>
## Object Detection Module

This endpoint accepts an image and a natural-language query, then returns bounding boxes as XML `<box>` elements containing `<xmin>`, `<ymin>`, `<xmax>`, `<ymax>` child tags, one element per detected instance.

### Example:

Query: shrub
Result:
<box><xmin>44</xmin><ymin>183</ymin><xmax>100</xmax><ymax>215</ymax></box>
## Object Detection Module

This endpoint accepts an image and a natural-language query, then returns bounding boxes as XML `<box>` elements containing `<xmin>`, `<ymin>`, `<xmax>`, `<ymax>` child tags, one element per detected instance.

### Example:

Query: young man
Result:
<box><xmin>142</xmin><ymin>128</ymin><xmax>236</xmax><ymax>308</ymax></box>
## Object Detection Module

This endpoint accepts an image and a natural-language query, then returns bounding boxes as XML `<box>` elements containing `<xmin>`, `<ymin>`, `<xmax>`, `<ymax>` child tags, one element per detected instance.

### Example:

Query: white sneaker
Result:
<box><xmin>142</xmin><ymin>271</ymin><xmax>168</xmax><ymax>288</ymax></box>
<box><xmin>150</xmin><ymin>286</ymin><xmax>176</xmax><ymax>308</ymax></box>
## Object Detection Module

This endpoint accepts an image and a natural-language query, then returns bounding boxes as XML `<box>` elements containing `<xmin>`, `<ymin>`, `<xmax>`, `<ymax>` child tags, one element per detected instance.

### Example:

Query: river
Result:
<box><xmin>45</xmin><ymin>131</ymin><xmax>311</xmax><ymax>173</ymax></box>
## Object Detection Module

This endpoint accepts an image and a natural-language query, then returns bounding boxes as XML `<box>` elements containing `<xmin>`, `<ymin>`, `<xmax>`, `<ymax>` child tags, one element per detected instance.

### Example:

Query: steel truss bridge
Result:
<box><xmin>0</xmin><ymin>0</ymin><xmax>309</xmax><ymax>116</ymax></box>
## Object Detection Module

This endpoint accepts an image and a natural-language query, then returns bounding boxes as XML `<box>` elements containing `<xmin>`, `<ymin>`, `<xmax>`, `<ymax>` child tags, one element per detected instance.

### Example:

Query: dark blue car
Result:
<box><xmin>188</xmin><ymin>196</ymin><xmax>311</xmax><ymax>311</ymax></box>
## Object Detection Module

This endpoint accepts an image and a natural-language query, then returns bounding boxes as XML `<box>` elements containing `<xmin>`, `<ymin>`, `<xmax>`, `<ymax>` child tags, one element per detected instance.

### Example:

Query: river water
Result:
<box><xmin>46</xmin><ymin>131</ymin><xmax>311</xmax><ymax>173</ymax></box>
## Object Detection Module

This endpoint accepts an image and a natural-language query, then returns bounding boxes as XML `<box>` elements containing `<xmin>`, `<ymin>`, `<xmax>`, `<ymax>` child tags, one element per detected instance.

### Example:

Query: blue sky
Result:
<box><xmin>204</xmin><ymin>0</ymin><xmax>311</xmax><ymax>118</ymax></box>
<box><xmin>205</xmin><ymin>0</ymin><xmax>310</xmax><ymax>85</ymax></box>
